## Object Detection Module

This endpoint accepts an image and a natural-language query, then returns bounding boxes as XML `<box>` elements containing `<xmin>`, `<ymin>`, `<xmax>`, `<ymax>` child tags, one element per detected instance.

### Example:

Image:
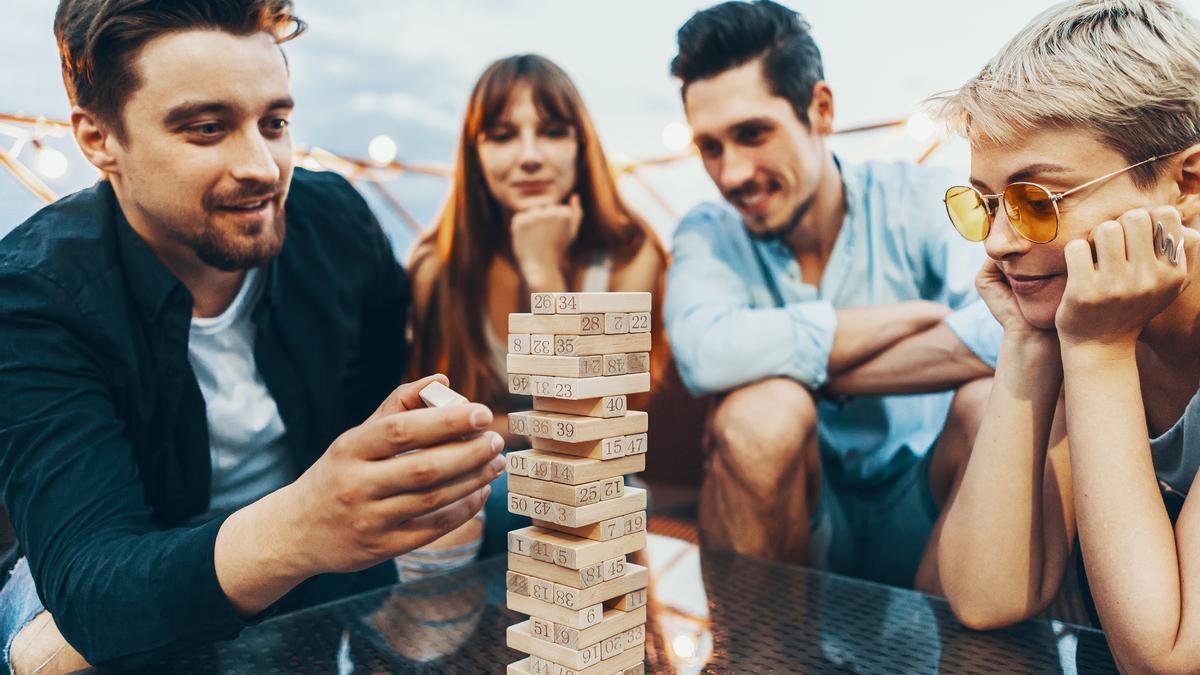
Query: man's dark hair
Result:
<box><xmin>54</xmin><ymin>0</ymin><xmax>305</xmax><ymax>140</ymax></box>
<box><xmin>671</xmin><ymin>0</ymin><xmax>824</xmax><ymax>125</ymax></box>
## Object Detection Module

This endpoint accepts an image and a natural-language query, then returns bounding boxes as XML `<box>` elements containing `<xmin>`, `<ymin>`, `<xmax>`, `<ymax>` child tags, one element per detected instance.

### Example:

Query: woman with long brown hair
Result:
<box><xmin>409</xmin><ymin>54</ymin><xmax>668</xmax><ymax>439</ymax></box>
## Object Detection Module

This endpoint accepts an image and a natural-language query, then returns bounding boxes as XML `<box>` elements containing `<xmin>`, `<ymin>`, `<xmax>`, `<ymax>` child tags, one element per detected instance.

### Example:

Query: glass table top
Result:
<box><xmin>136</xmin><ymin>534</ymin><xmax>1116</xmax><ymax>674</ymax></box>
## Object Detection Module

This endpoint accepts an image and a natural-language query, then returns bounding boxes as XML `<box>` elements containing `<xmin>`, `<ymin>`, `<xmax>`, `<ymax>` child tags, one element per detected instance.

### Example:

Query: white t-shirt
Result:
<box><xmin>187</xmin><ymin>268</ymin><xmax>294</xmax><ymax>521</ymax></box>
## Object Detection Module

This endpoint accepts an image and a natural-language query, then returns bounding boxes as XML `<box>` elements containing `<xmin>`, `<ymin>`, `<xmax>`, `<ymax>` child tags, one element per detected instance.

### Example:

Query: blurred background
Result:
<box><xmin>11</xmin><ymin>0</ymin><xmax>1191</xmax><ymax>254</ymax></box>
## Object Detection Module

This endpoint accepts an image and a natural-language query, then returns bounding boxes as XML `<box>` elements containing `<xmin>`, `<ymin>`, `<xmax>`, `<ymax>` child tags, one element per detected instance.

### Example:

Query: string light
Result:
<box><xmin>661</xmin><ymin>121</ymin><xmax>693</xmax><ymax>152</ymax></box>
<box><xmin>905</xmin><ymin>110</ymin><xmax>936</xmax><ymax>143</ymax></box>
<box><xmin>672</xmin><ymin>633</ymin><xmax>698</xmax><ymax>659</ymax></box>
<box><xmin>367</xmin><ymin>134</ymin><xmax>397</xmax><ymax>165</ymax></box>
<box><xmin>34</xmin><ymin>143</ymin><xmax>68</xmax><ymax>179</ymax></box>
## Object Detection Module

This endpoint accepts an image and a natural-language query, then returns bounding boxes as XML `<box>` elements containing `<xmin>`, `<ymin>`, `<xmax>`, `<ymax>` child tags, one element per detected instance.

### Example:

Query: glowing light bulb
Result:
<box><xmin>672</xmin><ymin>633</ymin><xmax>697</xmax><ymax>659</ymax></box>
<box><xmin>36</xmin><ymin>145</ymin><xmax>69</xmax><ymax>179</ymax></box>
<box><xmin>367</xmin><ymin>135</ymin><xmax>397</xmax><ymax>165</ymax></box>
<box><xmin>661</xmin><ymin>121</ymin><xmax>693</xmax><ymax>152</ymax></box>
<box><xmin>906</xmin><ymin>111</ymin><xmax>935</xmax><ymax>142</ymax></box>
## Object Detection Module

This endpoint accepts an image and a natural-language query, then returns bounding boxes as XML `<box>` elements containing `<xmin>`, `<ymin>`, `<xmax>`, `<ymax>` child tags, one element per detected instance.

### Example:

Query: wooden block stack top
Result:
<box><xmin>505</xmin><ymin>292</ymin><xmax>650</xmax><ymax>674</ymax></box>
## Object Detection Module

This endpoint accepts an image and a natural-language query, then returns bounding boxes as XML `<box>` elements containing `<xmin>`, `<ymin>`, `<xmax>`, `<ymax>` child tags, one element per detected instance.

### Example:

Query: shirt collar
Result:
<box><xmin>107</xmin><ymin>182</ymin><xmax>190</xmax><ymax>323</ymax></box>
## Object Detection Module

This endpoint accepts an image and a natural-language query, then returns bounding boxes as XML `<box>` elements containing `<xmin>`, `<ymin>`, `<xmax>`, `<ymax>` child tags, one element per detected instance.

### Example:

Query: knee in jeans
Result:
<box><xmin>711</xmin><ymin>378</ymin><xmax>817</xmax><ymax>490</ymax></box>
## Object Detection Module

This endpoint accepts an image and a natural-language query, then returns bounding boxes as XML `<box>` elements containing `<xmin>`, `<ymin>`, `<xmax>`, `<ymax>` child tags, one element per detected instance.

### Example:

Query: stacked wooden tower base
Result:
<box><xmin>505</xmin><ymin>292</ymin><xmax>650</xmax><ymax>675</ymax></box>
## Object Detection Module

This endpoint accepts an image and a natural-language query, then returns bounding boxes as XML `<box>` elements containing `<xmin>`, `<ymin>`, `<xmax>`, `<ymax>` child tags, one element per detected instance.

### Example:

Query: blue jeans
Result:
<box><xmin>0</xmin><ymin>557</ymin><xmax>43</xmax><ymax>675</ymax></box>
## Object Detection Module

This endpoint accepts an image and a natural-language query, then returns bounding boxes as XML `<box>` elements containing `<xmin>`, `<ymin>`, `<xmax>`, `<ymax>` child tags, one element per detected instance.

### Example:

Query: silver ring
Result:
<box><xmin>1168</xmin><ymin>235</ymin><xmax>1180</xmax><ymax>265</ymax></box>
<box><xmin>1156</xmin><ymin>221</ymin><xmax>1169</xmax><ymax>254</ymax></box>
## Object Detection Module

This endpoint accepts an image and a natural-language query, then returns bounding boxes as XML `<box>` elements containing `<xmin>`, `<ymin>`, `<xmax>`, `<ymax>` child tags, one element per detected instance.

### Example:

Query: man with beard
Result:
<box><xmin>665</xmin><ymin>0</ymin><xmax>1001</xmax><ymax>592</ymax></box>
<box><xmin>0</xmin><ymin>1</ymin><xmax>507</xmax><ymax>671</ymax></box>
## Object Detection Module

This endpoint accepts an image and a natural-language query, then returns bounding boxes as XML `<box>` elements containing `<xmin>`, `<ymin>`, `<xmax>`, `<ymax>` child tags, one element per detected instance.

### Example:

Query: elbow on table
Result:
<box><xmin>944</xmin><ymin>583</ymin><xmax>1046</xmax><ymax>633</ymax></box>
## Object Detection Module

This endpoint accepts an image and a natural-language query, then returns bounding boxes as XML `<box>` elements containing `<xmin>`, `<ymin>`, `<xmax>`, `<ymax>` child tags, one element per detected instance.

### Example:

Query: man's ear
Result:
<box><xmin>70</xmin><ymin>106</ymin><xmax>121</xmax><ymax>176</ymax></box>
<box><xmin>807</xmin><ymin>81</ymin><xmax>835</xmax><ymax>137</ymax></box>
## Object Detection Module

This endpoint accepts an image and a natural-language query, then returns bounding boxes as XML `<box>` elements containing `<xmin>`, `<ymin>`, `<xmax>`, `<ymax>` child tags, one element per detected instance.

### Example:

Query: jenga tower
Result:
<box><xmin>504</xmin><ymin>292</ymin><xmax>651</xmax><ymax>675</ymax></box>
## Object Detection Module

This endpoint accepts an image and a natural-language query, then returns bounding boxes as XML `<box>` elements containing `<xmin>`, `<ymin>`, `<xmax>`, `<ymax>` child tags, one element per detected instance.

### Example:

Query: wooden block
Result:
<box><xmin>620</xmin><ymin>623</ymin><xmax>646</xmax><ymax>647</ymax></box>
<box><xmin>599</xmin><ymin>477</ymin><xmax>624</xmax><ymax>501</ymax></box>
<box><xmin>602</xmin><ymin>354</ymin><xmax>627</xmax><ymax>376</ymax></box>
<box><xmin>549</xmin><ymin>292</ymin><xmax>651</xmax><ymax>314</ymax></box>
<box><xmin>552</xmin><ymin>606</ymin><xmax>646</xmax><ymax>651</ymax></box>
<box><xmin>528</xmin><ymin>453</ymin><xmax>554</xmax><ymax>480</ymax></box>
<box><xmin>508</xmin><ymin>622</ymin><xmax>604</xmax><ymax>670</ymax></box>
<box><xmin>545</xmin><ymin>452</ymin><xmax>644</xmax><ymax>485</ymax></box>
<box><xmin>507</xmin><ymin>525</ymin><xmax>647</xmax><ymax>569</ymax></box>
<box><xmin>603</xmin><ymin>313</ymin><xmax>629</xmax><ymax>334</ymax></box>
<box><xmin>548</xmin><ymin>373</ymin><xmax>649</xmax><ymax>400</ymax></box>
<box><xmin>600</xmin><ymin>631</ymin><xmax>625</xmax><ymax>660</ymax></box>
<box><xmin>530</xmin><ymin>575</ymin><xmax>555</xmax><ymax>604</ymax></box>
<box><xmin>509</xmin><ymin>373</ymin><xmax>533</xmax><ymax>396</ymax></box>
<box><xmin>534</xmin><ymin>395</ymin><xmax>627</xmax><ymax>419</ymax></box>
<box><xmin>509</xmin><ymin>333</ymin><xmax>532</xmax><ymax>355</ymax></box>
<box><xmin>418</xmin><ymin>381</ymin><xmax>467</xmax><ymax>408</ymax></box>
<box><xmin>553</xmin><ymin>333</ymin><xmax>652</xmax><ymax>357</ymax></box>
<box><xmin>515</xmin><ymin>411</ymin><xmax>647</xmax><ymax>443</ymax></box>
<box><xmin>528</xmin><ymin>645</ymin><xmax>646</xmax><ymax>675</ymax></box>
<box><xmin>531</xmin><ymin>375</ymin><xmax>555</xmax><ymax>398</ymax></box>
<box><xmin>507</xmin><ymin>570</ymin><xmax>531</xmax><ymax>596</ymax></box>
<box><xmin>623</xmin><ymin>433</ymin><xmax>647</xmax><ymax>456</ymax></box>
<box><xmin>509</xmin><ymin>474</ymin><xmax>606</xmax><ymax>507</ymax></box>
<box><xmin>511</xmin><ymin>552</ymin><xmax>609</xmax><ymax>589</ymax></box>
<box><xmin>532</xmin><ymin>292</ymin><xmax>556</xmax><ymax>314</ymax></box>
<box><xmin>506</xmin><ymin>450</ymin><xmax>533</xmax><ymax>477</ymax></box>
<box><xmin>531</xmin><ymin>334</ymin><xmax>554</xmax><ymax>356</ymax></box>
<box><xmin>551</xmin><ymin>564</ymin><xmax>648</xmax><ymax>609</ymax></box>
<box><xmin>535</xmin><ymin>509</ymin><xmax>647</xmax><ymax>542</ymax></box>
<box><xmin>628</xmin><ymin>312</ymin><xmax>651</xmax><ymax>334</ymax></box>
<box><xmin>509</xmin><ymin>492</ymin><xmax>534</xmax><ymax>517</ymax></box>
<box><xmin>601</xmin><ymin>556</ymin><xmax>627</xmax><ymax>582</ymax></box>
<box><xmin>607</xmin><ymin>587</ymin><xmax>647</xmax><ymax>612</ymax></box>
<box><xmin>508</xmin><ymin>354</ymin><xmax>604</xmax><ymax>378</ymax></box>
<box><xmin>508</xmin><ymin>658</ymin><xmax>533</xmax><ymax>675</ymax></box>
<box><xmin>531</xmin><ymin>436</ymin><xmax>627</xmax><ymax>460</ymax></box>
<box><xmin>510</xmin><ymin>313</ymin><xmax>604</xmax><ymax>336</ymax></box>
<box><xmin>518</xmin><ymin>487</ymin><xmax>646</xmax><ymax>528</ymax></box>
<box><xmin>625</xmin><ymin>353</ymin><xmax>649</xmax><ymax>374</ymax></box>
<box><xmin>531</xmin><ymin>616</ymin><xmax>556</xmax><ymax>643</ymax></box>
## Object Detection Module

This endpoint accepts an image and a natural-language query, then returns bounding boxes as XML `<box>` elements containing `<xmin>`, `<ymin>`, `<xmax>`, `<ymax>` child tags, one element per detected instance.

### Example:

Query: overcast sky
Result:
<box><xmin>5</xmin><ymin>0</ymin><xmax>1199</xmax><ymax>253</ymax></box>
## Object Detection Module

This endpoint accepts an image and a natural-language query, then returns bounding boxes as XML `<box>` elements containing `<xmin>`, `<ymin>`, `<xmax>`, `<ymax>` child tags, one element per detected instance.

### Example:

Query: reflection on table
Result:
<box><xmin>134</xmin><ymin>534</ymin><xmax>1117</xmax><ymax>674</ymax></box>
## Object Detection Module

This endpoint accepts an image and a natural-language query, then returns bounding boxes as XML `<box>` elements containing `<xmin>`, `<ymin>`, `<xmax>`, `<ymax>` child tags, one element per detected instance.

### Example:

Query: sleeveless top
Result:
<box><xmin>484</xmin><ymin>254</ymin><xmax>613</xmax><ymax>409</ymax></box>
<box><xmin>1150</xmin><ymin>388</ymin><xmax>1200</xmax><ymax>520</ymax></box>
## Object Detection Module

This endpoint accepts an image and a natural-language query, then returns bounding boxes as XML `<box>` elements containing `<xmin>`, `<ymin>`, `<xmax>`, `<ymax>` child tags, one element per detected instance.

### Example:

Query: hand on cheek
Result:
<box><xmin>1055</xmin><ymin>206</ymin><xmax>1192</xmax><ymax>349</ymax></box>
<box><xmin>510</xmin><ymin>194</ymin><xmax>583</xmax><ymax>286</ymax></box>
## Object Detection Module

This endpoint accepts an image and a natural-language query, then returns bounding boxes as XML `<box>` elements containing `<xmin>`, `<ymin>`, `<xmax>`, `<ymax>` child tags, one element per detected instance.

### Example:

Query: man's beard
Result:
<box><xmin>746</xmin><ymin>193</ymin><xmax>814</xmax><ymax>244</ymax></box>
<box><xmin>193</xmin><ymin>205</ymin><xmax>287</xmax><ymax>271</ymax></box>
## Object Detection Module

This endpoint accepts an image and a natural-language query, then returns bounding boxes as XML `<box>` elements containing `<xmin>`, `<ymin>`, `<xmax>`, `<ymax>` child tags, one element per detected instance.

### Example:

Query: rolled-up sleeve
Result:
<box><xmin>944</xmin><ymin>298</ymin><xmax>1004</xmax><ymax>369</ymax></box>
<box><xmin>0</xmin><ymin>266</ymin><xmax>250</xmax><ymax>666</ymax></box>
<box><xmin>665</xmin><ymin>206</ymin><xmax>837</xmax><ymax>396</ymax></box>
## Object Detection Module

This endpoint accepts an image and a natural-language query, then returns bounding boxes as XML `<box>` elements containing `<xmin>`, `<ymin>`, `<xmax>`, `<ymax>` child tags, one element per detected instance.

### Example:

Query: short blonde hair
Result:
<box><xmin>932</xmin><ymin>0</ymin><xmax>1200</xmax><ymax>187</ymax></box>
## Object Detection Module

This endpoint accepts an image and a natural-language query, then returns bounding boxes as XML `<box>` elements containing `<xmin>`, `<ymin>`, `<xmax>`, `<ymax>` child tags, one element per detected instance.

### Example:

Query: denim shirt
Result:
<box><xmin>665</xmin><ymin>158</ymin><xmax>1002</xmax><ymax>485</ymax></box>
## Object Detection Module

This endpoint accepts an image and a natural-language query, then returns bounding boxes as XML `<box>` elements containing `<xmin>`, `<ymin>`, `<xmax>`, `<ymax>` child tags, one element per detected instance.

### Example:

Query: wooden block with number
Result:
<box><xmin>546</xmin><ymin>292</ymin><xmax>651</xmax><ymax>314</ymax></box>
<box><xmin>552</xmin><ymin>333</ymin><xmax>651</xmax><ymax>357</ymax></box>
<box><xmin>507</xmin><ymin>570</ymin><xmax>532</xmax><ymax>596</ymax></box>
<box><xmin>601</xmin><ymin>354</ymin><xmax>627</xmax><ymax>376</ymax></box>
<box><xmin>603</xmin><ymin>313</ymin><xmax>629</xmax><ymax>334</ymax></box>
<box><xmin>625</xmin><ymin>352</ymin><xmax>649</xmax><ymax>374</ymax></box>
<box><xmin>508</xmin><ymin>354</ymin><xmax>604</xmax><ymax>378</ymax></box>
<box><xmin>550</xmin><ymin>606</ymin><xmax>646</xmax><ymax>651</ymax></box>
<box><xmin>627</xmin><ymin>312</ymin><xmax>651</xmax><ymax>333</ymax></box>
<box><xmin>551</xmin><ymin>564</ymin><xmax>648</xmax><ymax>609</ymax></box>
<box><xmin>531</xmin><ymin>435</ymin><xmax>628</xmax><ymax>460</ymax></box>
<box><xmin>508</xmin><ymin>333</ymin><xmax>532</xmax><ymax>355</ymax></box>
<box><xmin>620</xmin><ymin>623</ymin><xmax>646</xmax><ymax>648</ymax></box>
<box><xmin>530</xmin><ymin>616</ymin><xmax>556</xmax><ymax>643</ymax></box>
<box><xmin>509</xmin><ymin>373</ymin><xmax>533</xmax><ymax>395</ymax></box>
<box><xmin>531</xmin><ymin>292</ymin><xmax>557</xmax><ymax>314</ymax></box>
<box><xmin>510</xmin><ymin>552</ymin><xmax>613</xmax><ymax>589</ymax></box>
<box><xmin>507</xmin><ymin>525</ymin><xmax>647</xmax><ymax>569</ymax></box>
<box><xmin>546</xmin><ymin>452</ymin><xmax>645</xmax><ymax>485</ymax></box>
<box><xmin>510</xmin><ymin>313</ymin><xmax>605</xmax><ymax>336</ymax></box>
<box><xmin>418</xmin><ymin>381</ymin><xmax>468</xmax><ymax>408</ymax></box>
<box><xmin>518</xmin><ymin>487</ymin><xmax>646</xmax><ymax>527</ymax></box>
<box><xmin>530</xmin><ymin>334</ymin><xmax>554</xmax><ymax>356</ymax></box>
<box><xmin>507</xmin><ymin>592</ymin><xmax>603</xmax><ymax>628</ymax></box>
<box><xmin>546</xmin><ymin>373</ymin><xmax>649</xmax><ymax>400</ymax></box>
<box><xmin>606</xmin><ymin>587</ymin><xmax>648</xmax><ymax>612</ymax></box>
<box><xmin>622</xmin><ymin>433</ymin><xmax>647</xmax><ymax>456</ymax></box>
<box><xmin>508</xmin><ymin>622</ymin><xmax>604</xmax><ymax>670</ymax></box>
<box><xmin>509</xmin><ymin>474</ymin><xmax>613</xmax><ymax>507</ymax></box>
<box><xmin>534</xmin><ymin>395</ymin><xmax>627</xmax><ymax>419</ymax></box>
<box><xmin>514</xmin><ymin>411</ymin><xmax>647</xmax><ymax>443</ymax></box>
<box><xmin>509</xmin><ymin>647</ymin><xmax>646</xmax><ymax>675</ymax></box>
<box><xmin>536</xmin><ymin>510</ymin><xmax>647</xmax><ymax>542</ymax></box>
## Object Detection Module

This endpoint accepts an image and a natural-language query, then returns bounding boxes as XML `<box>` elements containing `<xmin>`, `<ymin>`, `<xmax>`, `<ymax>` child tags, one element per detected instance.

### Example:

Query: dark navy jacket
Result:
<box><xmin>0</xmin><ymin>168</ymin><xmax>409</xmax><ymax>665</ymax></box>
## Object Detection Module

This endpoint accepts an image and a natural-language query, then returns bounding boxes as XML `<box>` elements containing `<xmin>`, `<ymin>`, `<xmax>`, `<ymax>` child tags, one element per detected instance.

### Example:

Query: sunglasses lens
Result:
<box><xmin>1004</xmin><ymin>183</ymin><xmax>1058</xmax><ymax>243</ymax></box>
<box><xmin>945</xmin><ymin>186</ymin><xmax>989</xmax><ymax>241</ymax></box>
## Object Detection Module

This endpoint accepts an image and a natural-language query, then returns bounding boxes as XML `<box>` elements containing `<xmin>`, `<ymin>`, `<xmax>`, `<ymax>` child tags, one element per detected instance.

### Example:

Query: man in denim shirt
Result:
<box><xmin>667</xmin><ymin>1</ymin><xmax>1002</xmax><ymax>590</ymax></box>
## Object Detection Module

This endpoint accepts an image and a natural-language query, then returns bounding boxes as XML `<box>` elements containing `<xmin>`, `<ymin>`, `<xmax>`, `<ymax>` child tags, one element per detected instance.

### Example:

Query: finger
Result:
<box><xmin>1150</xmin><ymin>205</ymin><xmax>1184</xmax><ymax>265</ymax></box>
<box><xmin>374</xmin><ymin>448</ymin><xmax>503</xmax><ymax>518</ymax></box>
<box><xmin>1063</xmin><ymin>238</ymin><xmax>1097</xmax><ymax>281</ymax></box>
<box><xmin>343</xmin><ymin>404</ymin><xmax>494</xmax><ymax>460</ymax></box>
<box><xmin>1118</xmin><ymin>208</ymin><xmax>1154</xmax><ymax>265</ymax></box>
<box><xmin>1091</xmin><ymin>220</ymin><xmax>1126</xmax><ymax>271</ymax></box>
<box><xmin>370</xmin><ymin>431</ymin><xmax>504</xmax><ymax>497</ymax></box>
<box><xmin>383</xmin><ymin>486</ymin><xmax>491</xmax><ymax>554</ymax></box>
<box><xmin>368</xmin><ymin>374</ymin><xmax>450</xmax><ymax>422</ymax></box>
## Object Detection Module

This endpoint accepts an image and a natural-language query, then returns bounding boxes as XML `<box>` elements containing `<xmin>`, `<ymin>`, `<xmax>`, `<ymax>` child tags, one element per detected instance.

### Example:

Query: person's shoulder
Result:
<box><xmin>0</xmin><ymin>182</ymin><xmax>118</xmax><ymax>300</ymax></box>
<box><xmin>284</xmin><ymin>168</ymin><xmax>387</xmax><ymax>253</ymax></box>
<box><xmin>857</xmin><ymin>159</ymin><xmax>957</xmax><ymax>204</ymax></box>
